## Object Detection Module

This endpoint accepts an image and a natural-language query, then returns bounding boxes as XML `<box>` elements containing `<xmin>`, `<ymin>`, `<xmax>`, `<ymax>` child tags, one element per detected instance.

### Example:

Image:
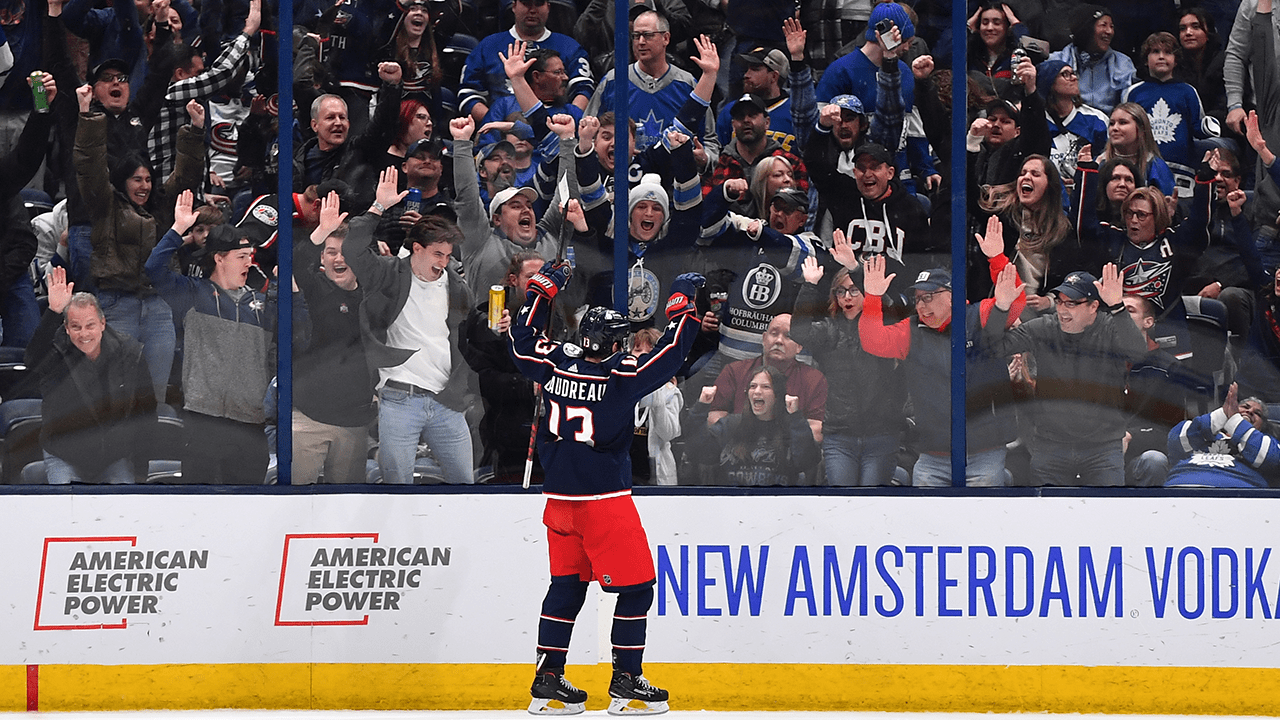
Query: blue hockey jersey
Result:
<box><xmin>458</xmin><ymin>28</ymin><xmax>593</xmax><ymax>119</ymax></box>
<box><xmin>509</xmin><ymin>292</ymin><xmax>701</xmax><ymax>497</ymax></box>
<box><xmin>1165</xmin><ymin>407</ymin><xmax>1280</xmax><ymax>488</ymax></box>
<box><xmin>1121</xmin><ymin>79</ymin><xmax>1213</xmax><ymax>195</ymax></box>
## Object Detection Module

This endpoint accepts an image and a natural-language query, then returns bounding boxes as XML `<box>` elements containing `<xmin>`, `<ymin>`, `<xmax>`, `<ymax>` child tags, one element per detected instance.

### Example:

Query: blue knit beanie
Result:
<box><xmin>1036</xmin><ymin>59</ymin><xmax>1069</xmax><ymax>100</ymax></box>
<box><xmin>866</xmin><ymin>3</ymin><xmax>915</xmax><ymax>43</ymax></box>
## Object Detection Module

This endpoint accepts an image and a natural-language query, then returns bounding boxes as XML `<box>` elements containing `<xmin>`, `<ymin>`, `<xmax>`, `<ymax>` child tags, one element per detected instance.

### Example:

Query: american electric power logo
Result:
<box><xmin>274</xmin><ymin>533</ymin><xmax>451</xmax><ymax>626</ymax></box>
<box><xmin>34</xmin><ymin>536</ymin><xmax>210</xmax><ymax>630</ymax></box>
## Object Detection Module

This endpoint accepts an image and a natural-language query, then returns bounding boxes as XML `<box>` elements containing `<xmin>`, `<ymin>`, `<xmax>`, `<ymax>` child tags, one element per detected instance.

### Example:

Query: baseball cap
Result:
<box><xmin>984</xmin><ymin>98</ymin><xmax>1020</xmax><ymax>124</ymax></box>
<box><xmin>730</xmin><ymin>93</ymin><xmax>769</xmax><ymax>118</ymax></box>
<box><xmin>908</xmin><ymin>268</ymin><xmax>952</xmax><ymax>292</ymax></box>
<box><xmin>738</xmin><ymin>46</ymin><xmax>789</xmax><ymax>75</ymax></box>
<box><xmin>830</xmin><ymin>94</ymin><xmax>865</xmax><ymax>115</ymax></box>
<box><xmin>236</xmin><ymin>194</ymin><xmax>279</xmax><ymax>247</ymax></box>
<box><xmin>203</xmin><ymin>225</ymin><xmax>255</xmax><ymax>254</ymax></box>
<box><xmin>405</xmin><ymin>137</ymin><xmax>445</xmax><ymax>159</ymax></box>
<box><xmin>478</xmin><ymin>140</ymin><xmax>516</xmax><ymax>163</ymax></box>
<box><xmin>89</xmin><ymin>58</ymin><xmax>130</xmax><ymax>83</ymax></box>
<box><xmin>488</xmin><ymin>185</ymin><xmax>538</xmax><ymax>220</ymax></box>
<box><xmin>1051</xmin><ymin>271</ymin><xmax>1101</xmax><ymax>302</ymax></box>
<box><xmin>854</xmin><ymin>143</ymin><xmax>894</xmax><ymax>165</ymax></box>
<box><xmin>771</xmin><ymin>187</ymin><xmax>809</xmax><ymax>212</ymax></box>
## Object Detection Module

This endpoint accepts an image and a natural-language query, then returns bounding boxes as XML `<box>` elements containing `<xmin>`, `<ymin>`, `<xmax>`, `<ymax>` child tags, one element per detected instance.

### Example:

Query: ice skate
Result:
<box><xmin>606</xmin><ymin>671</ymin><xmax>669</xmax><ymax>715</ymax></box>
<box><xmin>528</xmin><ymin>668</ymin><xmax>587</xmax><ymax>715</ymax></box>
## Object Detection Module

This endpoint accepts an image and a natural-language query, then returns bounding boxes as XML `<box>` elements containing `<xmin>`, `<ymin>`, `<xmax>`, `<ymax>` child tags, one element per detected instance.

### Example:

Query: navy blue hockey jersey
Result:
<box><xmin>509</xmin><ymin>292</ymin><xmax>700</xmax><ymax>498</ymax></box>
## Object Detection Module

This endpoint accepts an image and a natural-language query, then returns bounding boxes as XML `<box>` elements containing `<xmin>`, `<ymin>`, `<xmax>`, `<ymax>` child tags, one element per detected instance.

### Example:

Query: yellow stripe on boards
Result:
<box><xmin>9</xmin><ymin>663</ymin><xmax>1280</xmax><ymax>714</ymax></box>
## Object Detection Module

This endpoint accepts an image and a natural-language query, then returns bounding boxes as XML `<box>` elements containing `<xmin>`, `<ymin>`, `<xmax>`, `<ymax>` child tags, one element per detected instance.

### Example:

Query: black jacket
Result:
<box><xmin>25</xmin><ymin>309</ymin><xmax>157</xmax><ymax>480</ymax></box>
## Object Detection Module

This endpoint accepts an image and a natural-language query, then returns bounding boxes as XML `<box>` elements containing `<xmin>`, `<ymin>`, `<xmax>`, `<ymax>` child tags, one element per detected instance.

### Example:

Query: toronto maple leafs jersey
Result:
<box><xmin>508</xmin><ymin>291</ymin><xmax>701</xmax><ymax>498</ymax></box>
<box><xmin>1121</xmin><ymin>79</ymin><xmax>1213</xmax><ymax>195</ymax></box>
<box><xmin>586</xmin><ymin>63</ymin><xmax>719</xmax><ymax>159</ymax></box>
<box><xmin>458</xmin><ymin>28</ymin><xmax>593</xmax><ymax>118</ymax></box>
<box><xmin>1046</xmin><ymin>104</ymin><xmax>1109</xmax><ymax>196</ymax></box>
<box><xmin>1165</xmin><ymin>408</ymin><xmax>1280</xmax><ymax>488</ymax></box>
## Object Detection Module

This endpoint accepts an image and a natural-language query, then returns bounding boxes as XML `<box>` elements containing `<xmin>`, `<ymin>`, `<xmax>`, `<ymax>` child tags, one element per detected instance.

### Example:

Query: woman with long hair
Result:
<box><xmin>689</xmin><ymin>365</ymin><xmax>819</xmax><ymax>487</ymax></box>
<box><xmin>1096</xmin><ymin>102</ymin><xmax>1175</xmax><ymax>196</ymax></box>
<box><xmin>380</xmin><ymin>0</ymin><xmax>444</xmax><ymax>105</ymax></box>
<box><xmin>747</xmin><ymin>155</ymin><xmax>796</xmax><ymax>220</ymax></box>
<box><xmin>979</xmin><ymin>154</ymin><xmax>1083</xmax><ymax>313</ymax></box>
<box><xmin>966</xmin><ymin>1</ymin><xmax>1029</xmax><ymax>100</ymax></box>
<box><xmin>75</xmin><ymin>89</ymin><xmax>205</xmax><ymax>403</ymax></box>
<box><xmin>1088</xmin><ymin>157</ymin><xmax>1144</xmax><ymax>226</ymax></box>
<box><xmin>1174</xmin><ymin>8</ymin><xmax>1227</xmax><ymax>121</ymax></box>
<box><xmin>790</xmin><ymin>244</ymin><xmax>905</xmax><ymax>486</ymax></box>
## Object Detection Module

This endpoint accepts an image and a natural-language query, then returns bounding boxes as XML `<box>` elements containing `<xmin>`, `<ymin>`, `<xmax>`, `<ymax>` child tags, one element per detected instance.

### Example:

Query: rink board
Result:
<box><xmin>2</xmin><ymin>492</ymin><xmax>1280</xmax><ymax>713</ymax></box>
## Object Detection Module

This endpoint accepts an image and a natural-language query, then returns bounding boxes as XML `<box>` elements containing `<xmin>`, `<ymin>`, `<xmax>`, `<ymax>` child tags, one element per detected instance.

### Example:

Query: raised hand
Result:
<box><xmin>692</xmin><ymin>34</ymin><xmax>719</xmax><ymax>77</ymax></box>
<box><xmin>1227</xmin><ymin>188</ymin><xmax>1247</xmax><ymax>217</ymax></box>
<box><xmin>1246</xmin><ymin>110</ymin><xmax>1276</xmax><ymax>165</ymax></box>
<box><xmin>171</xmin><ymin>189</ymin><xmax>197</xmax><ymax>235</ymax></box>
<box><xmin>378</xmin><ymin>61</ymin><xmax>403</xmax><ymax>85</ymax></box>
<box><xmin>315</xmin><ymin>191</ymin><xmax>348</xmax><ymax>242</ymax></box>
<box><xmin>992</xmin><ymin>262</ymin><xmax>1022</xmax><ymax>311</ymax></box>
<box><xmin>1223</xmin><ymin>381</ymin><xmax>1239</xmax><ymax>418</ymax></box>
<box><xmin>698</xmin><ymin>385</ymin><xmax>717</xmax><ymax>405</ymax></box>
<box><xmin>1096</xmin><ymin>262</ymin><xmax>1123</xmax><ymax>307</ymax></box>
<box><xmin>830</xmin><ymin>228</ymin><xmax>858</xmax><ymax>270</ymax></box>
<box><xmin>76</xmin><ymin>84</ymin><xmax>93</xmax><ymax>113</ymax></box>
<box><xmin>449</xmin><ymin>115</ymin><xmax>475</xmax><ymax>141</ymax></box>
<box><xmin>565</xmin><ymin>198</ymin><xmax>587</xmax><ymax>232</ymax></box>
<box><xmin>529</xmin><ymin>260</ymin><xmax>572</xmax><ymax>298</ymax></box>
<box><xmin>547</xmin><ymin>113</ymin><xmax>576</xmax><ymax>139</ymax></box>
<box><xmin>664</xmin><ymin>127</ymin><xmax>689</xmax><ymax>148</ymax></box>
<box><xmin>783</xmin><ymin>15</ymin><xmax>806</xmax><ymax>60</ymax></box>
<box><xmin>801</xmin><ymin>255</ymin><xmax>823</xmax><ymax>285</ymax></box>
<box><xmin>47</xmin><ymin>266</ymin><xmax>73</xmax><ymax>314</ymax></box>
<box><xmin>911</xmin><ymin>55</ymin><xmax>934</xmax><ymax>80</ymax></box>
<box><xmin>500</xmin><ymin>40</ymin><xmax>534</xmax><ymax>81</ymax></box>
<box><xmin>975</xmin><ymin>214</ymin><xmax>1004</xmax><ymax>258</ymax></box>
<box><xmin>375</xmin><ymin>166</ymin><xmax>408</xmax><ymax>210</ymax></box>
<box><xmin>243</xmin><ymin>0</ymin><xmax>261</xmax><ymax>35</ymax></box>
<box><xmin>723</xmin><ymin>177</ymin><xmax>748</xmax><ymax>199</ymax></box>
<box><xmin>784</xmin><ymin>395</ymin><xmax>799</xmax><ymax>414</ymax></box>
<box><xmin>818</xmin><ymin>103</ymin><xmax>841</xmax><ymax>129</ymax></box>
<box><xmin>577</xmin><ymin>115</ymin><xmax>599</xmax><ymax>152</ymax></box>
<box><xmin>186</xmin><ymin>99</ymin><xmax>205</xmax><ymax>129</ymax></box>
<box><xmin>862</xmin><ymin>254</ymin><xmax>894</xmax><ymax>296</ymax></box>
<box><xmin>969</xmin><ymin>117</ymin><xmax>992</xmax><ymax>138</ymax></box>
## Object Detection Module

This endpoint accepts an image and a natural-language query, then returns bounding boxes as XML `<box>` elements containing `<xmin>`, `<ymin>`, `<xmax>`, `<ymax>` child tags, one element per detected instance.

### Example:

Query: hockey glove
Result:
<box><xmin>665</xmin><ymin>272</ymin><xmax>705</xmax><ymax>320</ymax></box>
<box><xmin>528</xmin><ymin>260</ymin><xmax>573</xmax><ymax>299</ymax></box>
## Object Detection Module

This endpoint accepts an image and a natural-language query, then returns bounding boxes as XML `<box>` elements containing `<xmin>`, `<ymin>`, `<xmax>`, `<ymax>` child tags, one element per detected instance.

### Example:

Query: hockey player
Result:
<box><xmin>509</xmin><ymin>261</ymin><xmax>705</xmax><ymax>716</ymax></box>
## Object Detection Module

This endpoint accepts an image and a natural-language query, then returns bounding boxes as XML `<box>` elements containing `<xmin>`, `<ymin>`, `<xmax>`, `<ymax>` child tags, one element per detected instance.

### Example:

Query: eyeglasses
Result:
<box><xmin>98</xmin><ymin>73</ymin><xmax>129</xmax><ymax>83</ymax></box>
<box><xmin>834</xmin><ymin>286</ymin><xmax>862</xmax><ymax>298</ymax></box>
<box><xmin>1055</xmin><ymin>296</ymin><xmax>1091</xmax><ymax>308</ymax></box>
<box><xmin>914</xmin><ymin>290</ymin><xmax>947</xmax><ymax>305</ymax></box>
<box><xmin>630</xmin><ymin>30</ymin><xmax>666</xmax><ymax>41</ymax></box>
<box><xmin>1124</xmin><ymin>208</ymin><xmax>1153</xmax><ymax>220</ymax></box>
<box><xmin>1058</xmin><ymin>69</ymin><xmax>1077</xmax><ymax>79</ymax></box>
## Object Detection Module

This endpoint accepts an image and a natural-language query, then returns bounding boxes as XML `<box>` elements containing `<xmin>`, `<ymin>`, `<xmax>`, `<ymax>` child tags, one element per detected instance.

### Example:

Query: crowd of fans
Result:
<box><xmin>3</xmin><ymin>0</ymin><xmax>1280</xmax><ymax>488</ymax></box>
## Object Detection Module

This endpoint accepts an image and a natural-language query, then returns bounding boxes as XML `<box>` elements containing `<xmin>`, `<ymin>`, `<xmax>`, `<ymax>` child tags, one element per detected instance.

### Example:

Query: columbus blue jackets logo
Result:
<box><xmin>741</xmin><ymin>264</ymin><xmax>782</xmax><ymax>310</ymax></box>
<box><xmin>1122</xmin><ymin>259</ymin><xmax>1172</xmax><ymax>307</ymax></box>
<box><xmin>627</xmin><ymin>264</ymin><xmax>659</xmax><ymax>321</ymax></box>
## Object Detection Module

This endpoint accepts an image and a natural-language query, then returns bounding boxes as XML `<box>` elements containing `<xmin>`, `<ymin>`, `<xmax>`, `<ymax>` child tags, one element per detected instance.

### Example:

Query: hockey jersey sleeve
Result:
<box><xmin>612</xmin><ymin>310</ymin><xmax>701</xmax><ymax>401</ymax></box>
<box><xmin>508</xmin><ymin>290</ymin><xmax>562</xmax><ymax>386</ymax></box>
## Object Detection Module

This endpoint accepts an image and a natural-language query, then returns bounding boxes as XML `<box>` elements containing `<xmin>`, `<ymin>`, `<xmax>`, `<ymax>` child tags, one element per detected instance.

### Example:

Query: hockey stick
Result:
<box><xmin>522</xmin><ymin>168</ymin><xmax>574</xmax><ymax>489</ymax></box>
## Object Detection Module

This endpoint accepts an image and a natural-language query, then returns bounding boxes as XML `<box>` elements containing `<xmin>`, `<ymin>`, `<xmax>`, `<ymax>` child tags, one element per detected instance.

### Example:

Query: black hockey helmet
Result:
<box><xmin>580</xmin><ymin>307</ymin><xmax>630</xmax><ymax>354</ymax></box>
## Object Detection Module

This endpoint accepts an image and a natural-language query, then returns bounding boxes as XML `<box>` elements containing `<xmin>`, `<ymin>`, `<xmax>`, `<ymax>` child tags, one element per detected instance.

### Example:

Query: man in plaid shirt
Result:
<box><xmin>146</xmin><ymin>0</ymin><xmax>260</xmax><ymax>179</ymax></box>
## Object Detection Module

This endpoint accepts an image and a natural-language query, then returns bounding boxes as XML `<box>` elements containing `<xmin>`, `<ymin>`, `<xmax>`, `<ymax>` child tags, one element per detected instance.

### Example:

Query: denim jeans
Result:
<box><xmin>44</xmin><ymin>452</ymin><xmax>135</xmax><ymax>485</ymax></box>
<box><xmin>912</xmin><ymin>447</ymin><xmax>1009</xmax><ymax>487</ymax></box>
<box><xmin>97</xmin><ymin>290</ymin><xmax>174</xmax><ymax>402</ymax></box>
<box><xmin>1</xmin><ymin>271</ymin><xmax>38</xmax><ymax>348</ymax></box>
<box><xmin>1030</xmin><ymin>437</ymin><xmax>1125</xmax><ymax>487</ymax></box>
<box><xmin>377</xmin><ymin>385</ymin><xmax>474</xmax><ymax>485</ymax></box>
<box><xmin>823</xmin><ymin>432</ymin><xmax>901</xmax><ymax>486</ymax></box>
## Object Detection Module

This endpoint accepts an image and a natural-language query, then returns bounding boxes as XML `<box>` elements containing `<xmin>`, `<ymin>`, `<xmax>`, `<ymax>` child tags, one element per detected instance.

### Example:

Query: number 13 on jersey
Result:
<box><xmin>546</xmin><ymin>400</ymin><xmax>596</xmax><ymax>446</ymax></box>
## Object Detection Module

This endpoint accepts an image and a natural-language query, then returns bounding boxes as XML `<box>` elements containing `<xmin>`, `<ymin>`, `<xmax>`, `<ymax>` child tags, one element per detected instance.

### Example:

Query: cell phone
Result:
<box><xmin>876</xmin><ymin>19</ymin><xmax>901</xmax><ymax>52</ymax></box>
